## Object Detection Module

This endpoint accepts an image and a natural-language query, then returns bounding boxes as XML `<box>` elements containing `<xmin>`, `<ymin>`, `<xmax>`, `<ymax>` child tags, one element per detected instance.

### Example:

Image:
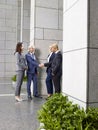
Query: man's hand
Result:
<box><xmin>39</xmin><ymin>63</ymin><xmax>44</xmax><ymax>68</ymax></box>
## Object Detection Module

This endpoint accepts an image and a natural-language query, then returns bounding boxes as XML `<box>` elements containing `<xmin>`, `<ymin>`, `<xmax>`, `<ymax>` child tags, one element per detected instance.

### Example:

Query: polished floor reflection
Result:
<box><xmin>0</xmin><ymin>82</ymin><xmax>45</xmax><ymax>130</ymax></box>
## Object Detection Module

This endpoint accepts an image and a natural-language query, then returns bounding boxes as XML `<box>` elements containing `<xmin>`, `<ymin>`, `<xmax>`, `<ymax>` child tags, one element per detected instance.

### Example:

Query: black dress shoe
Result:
<box><xmin>34</xmin><ymin>95</ymin><xmax>42</xmax><ymax>98</ymax></box>
<box><xmin>34</xmin><ymin>95</ymin><xmax>39</xmax><ymax>97</ymax></box>
<box><xmin>28</xmin><ymin>96</ymin><xmax>33</xmax><ymax>100</ymax></box>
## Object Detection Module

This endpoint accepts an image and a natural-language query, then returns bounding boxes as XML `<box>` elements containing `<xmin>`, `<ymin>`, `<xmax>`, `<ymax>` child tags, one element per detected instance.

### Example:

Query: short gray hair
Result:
<box><xmin>28</xmin><ymin>44</ymin><xmax>35</xmax><ymax>49</ymax></box>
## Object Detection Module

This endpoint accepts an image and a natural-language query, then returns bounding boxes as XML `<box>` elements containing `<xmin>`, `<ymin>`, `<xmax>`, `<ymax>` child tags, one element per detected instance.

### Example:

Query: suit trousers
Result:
<box><xmin>52</xmin><ymin>74</ymin><xmax>61</xmax><ymax>93</ymax></box>
<box><xmin>46</xmin><ymin>71</ymin><xmax>53</xmax><ymax>94</ymax></box>
<box><xmin>15</xmin><ymin>70</ymin><xmax>25</xmax><ymax>96</ymax></box>
<box><xmin>27</xmin><ymin>73</ymin><xmax>38</xmax><ymax>97</ymax></box>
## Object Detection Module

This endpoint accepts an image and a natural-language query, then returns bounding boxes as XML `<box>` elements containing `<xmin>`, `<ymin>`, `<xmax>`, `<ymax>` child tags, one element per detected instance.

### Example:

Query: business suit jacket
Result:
<box><xmin>44</xmin><ymin>52</ymin><xmax>55</xmax><ymax>73</ymax></box>
<box><xmin>15</xmin><ymin>52</ymin><xmax>27</xmax><ymax>71</ymax></box>
<box><xmin>25</xmin><ymin>52</ymin><xmax>39</xmax><ymax>74</ymax></box>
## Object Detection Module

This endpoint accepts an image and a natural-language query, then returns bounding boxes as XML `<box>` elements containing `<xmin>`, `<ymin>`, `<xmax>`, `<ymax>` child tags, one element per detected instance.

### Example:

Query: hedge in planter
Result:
<box><xmin>11</xmin><ymin>75</ymin><xmax>27</xmax><ymax>82</ymax></box>
<box><xmin>38</xmin><ymin>93</ymin><xmax>98</xmax><ymax>130</ymax></box>
<box><xmin>11</xmin><ymin>75</ymin><xmax>27</xmax><ymax>88</ymax></box>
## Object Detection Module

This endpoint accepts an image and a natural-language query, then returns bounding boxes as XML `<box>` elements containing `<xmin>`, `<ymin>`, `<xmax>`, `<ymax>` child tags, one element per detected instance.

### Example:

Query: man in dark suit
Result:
<box><xmin>25</xmin><ymin>45</ymin><xmax>41</xmax><ymax>100</ymax></box>
<box><xmin>41</xmin><ymin>45</ymin><xmax>55</xmax><ymax>98</ymax></box>
<box><xmin>51</xmin><ymin>43</ymin><xmax>62</xmax><ymax>93</ymax></box>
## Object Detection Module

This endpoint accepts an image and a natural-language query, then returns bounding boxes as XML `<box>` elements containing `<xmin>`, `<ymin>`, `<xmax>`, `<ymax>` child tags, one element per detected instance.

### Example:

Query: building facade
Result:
<box><xmin>1</xmin><ymin>0</ymin><xmax>98</xmax><ymax>108</ymax></box>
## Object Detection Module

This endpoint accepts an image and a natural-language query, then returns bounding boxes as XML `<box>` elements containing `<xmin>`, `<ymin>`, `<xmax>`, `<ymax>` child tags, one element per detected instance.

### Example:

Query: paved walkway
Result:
<box><xmin>0</xmin><ymin>81</ymin><xmax>45</xmax><ymax>130</ymax></box>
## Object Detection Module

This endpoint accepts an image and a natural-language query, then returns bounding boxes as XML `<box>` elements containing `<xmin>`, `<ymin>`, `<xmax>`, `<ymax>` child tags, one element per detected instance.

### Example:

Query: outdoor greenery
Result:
<box><xmin>11</xmin><ymin>75</ymin><xmax>27</xmax><ymax>82</ymax></box>
<box><xmin>38</xmin><ymin>93</ymin><xmax>98</xmax><ymax>130</ymax></box>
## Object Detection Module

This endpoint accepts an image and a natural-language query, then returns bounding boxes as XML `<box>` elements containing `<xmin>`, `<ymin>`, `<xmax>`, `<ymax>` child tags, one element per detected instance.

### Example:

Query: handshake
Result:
<box><xmin>39</xmin><ymin>63</ymin><xmax>44</xmax><ymax>68</ymax></box>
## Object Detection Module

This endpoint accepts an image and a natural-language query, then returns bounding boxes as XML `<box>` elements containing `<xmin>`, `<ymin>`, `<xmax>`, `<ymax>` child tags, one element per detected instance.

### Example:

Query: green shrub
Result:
<box><xmin>38</xmin><ymin>93</ymin><xmax>98</xmax><ymax>130</ymax></box>
<box><xmin>82</xmin><ymin>107</ymin><xmax>98</xmax><ymax>130</ymax></box>
<box><xmin>11</xmin><ymin>75</ymin><xmax>27</xmax><ymax>82</ymax></box>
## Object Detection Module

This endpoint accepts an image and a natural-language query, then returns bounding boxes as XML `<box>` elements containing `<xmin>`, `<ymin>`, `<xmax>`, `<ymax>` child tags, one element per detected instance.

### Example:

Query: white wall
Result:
<box><xmin>63</xmin><ymin>0</ymin><xmax>88</xmax><ymax>108</ymax></box>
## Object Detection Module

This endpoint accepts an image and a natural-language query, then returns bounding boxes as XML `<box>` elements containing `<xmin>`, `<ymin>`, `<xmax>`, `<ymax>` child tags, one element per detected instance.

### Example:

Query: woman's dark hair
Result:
<box><xmin>14</xmin><ymin>42</ymin><xmax>23</xmax><ymax>55</ymax></box>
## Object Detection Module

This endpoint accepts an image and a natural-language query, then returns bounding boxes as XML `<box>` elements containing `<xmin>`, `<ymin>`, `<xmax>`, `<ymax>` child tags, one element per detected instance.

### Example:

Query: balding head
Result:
<box><xmin>51</xmin><ymin>43</ymin><xmax>59</xmax><ymax>52</ymax></box>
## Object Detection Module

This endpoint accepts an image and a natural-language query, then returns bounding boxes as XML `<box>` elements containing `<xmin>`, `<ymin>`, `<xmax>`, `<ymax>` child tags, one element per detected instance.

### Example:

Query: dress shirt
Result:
<box><xmin>47</xmin><ymin>52</ymin><xmax>53</xmax><ymax>62</ymax></box>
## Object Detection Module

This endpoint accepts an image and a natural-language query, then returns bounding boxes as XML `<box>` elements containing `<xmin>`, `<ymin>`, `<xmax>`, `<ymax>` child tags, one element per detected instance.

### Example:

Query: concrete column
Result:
<box><xmin>87</xmin><ymin>0</ymin><xmax>98</xmax><ymax>107</ymax></box>
<box><xmin>63</xmin><ymin>0</ymin><xmax>98</xmax><ymax>108</ymax></box>
<box><xmin>30</xmin><ymin>0</ymin><xmax>35</xmax><ymax>44</ymax></box>
<box><xmin>22</xmin><ymin>0</ymin><xmax>30</xmax><ymax>45</ymax></box>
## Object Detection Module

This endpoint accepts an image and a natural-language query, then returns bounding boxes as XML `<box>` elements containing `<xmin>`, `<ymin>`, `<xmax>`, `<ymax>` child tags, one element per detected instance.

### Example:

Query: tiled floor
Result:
<box><xmin>0</xmin><ymin>82</ymin><xmax>45</xmax><ymax>130</ymax></box>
